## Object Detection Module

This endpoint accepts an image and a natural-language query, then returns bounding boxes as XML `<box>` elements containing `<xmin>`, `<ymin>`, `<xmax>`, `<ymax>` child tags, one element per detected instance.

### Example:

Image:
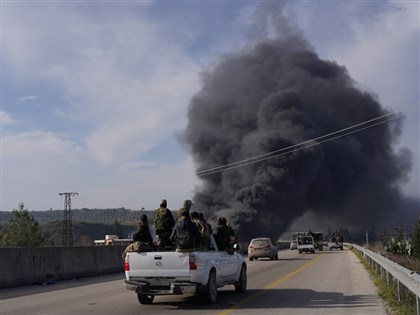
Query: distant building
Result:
<box><xmin>94</xmin><ymin>234</ymin><xmax>132</xmax><ymax>246</ymax></box>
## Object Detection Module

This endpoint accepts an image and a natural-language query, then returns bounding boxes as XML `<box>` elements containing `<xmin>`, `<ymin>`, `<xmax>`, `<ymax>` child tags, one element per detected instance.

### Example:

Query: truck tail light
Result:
<box><xmin>124</xmin><ymin>262</ymin><xmax>130</xmax><ymax>271</ymax></box>
<box><xmin>189</xmin><ymin>261</ymin><xmax>197</xmax><ymax>270</ymax></box>
<box><xmin>189</xmin><ymin>254</ymin><xmax>197</xmax><ymax>270</ymax></box>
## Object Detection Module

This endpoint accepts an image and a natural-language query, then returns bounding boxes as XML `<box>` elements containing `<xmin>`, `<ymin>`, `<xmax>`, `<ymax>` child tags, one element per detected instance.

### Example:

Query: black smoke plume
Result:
<box><xmin>181</xmin><ymin>5</ymin><xmax>412</xmax><ymax>240</ymax></box>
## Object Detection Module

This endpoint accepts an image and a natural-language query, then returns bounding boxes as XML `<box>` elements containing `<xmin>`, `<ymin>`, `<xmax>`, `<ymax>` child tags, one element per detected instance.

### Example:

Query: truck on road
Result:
<box><xmin>328</xmin><ymin>233</ymin><xmax>344</xmax><ymax>250</ymax></box>
<box><xmin>293</xmin><ymin>231</ymin><xmax>323</xmax><ymax>251</ymax></box>
<box><xmin>298</xmin><ymin>235</ymin><xmax>315</xmax><ymax>254</ymax></box>
<box><xmin>124</xmin><ymin>236</ymin><xmax>247</xmax><ymax>304</ymax></box>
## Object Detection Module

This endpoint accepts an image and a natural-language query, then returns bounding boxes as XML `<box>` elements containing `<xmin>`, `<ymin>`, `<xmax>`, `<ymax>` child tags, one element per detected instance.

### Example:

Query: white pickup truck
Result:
<box><xmin>123</xmin><ymin>236</ymin><xmax>247</xmax><ymax>304</ymax></box>
<box><xmin>297</xmin><ymin>235</ymin><xmax>315</xmax><ymax>254</ymax></box>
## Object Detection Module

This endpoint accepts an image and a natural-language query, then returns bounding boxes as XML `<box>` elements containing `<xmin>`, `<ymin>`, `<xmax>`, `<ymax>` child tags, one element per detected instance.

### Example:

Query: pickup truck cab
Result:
<box><xmin>124</xmin><ymin>235</ymin><xmax>247</xmax><ymax>304</ymax></box>
<box><xmin>298</xmin><ymin>235</ymin><xmax>315</xmax><ymax>254</ymax></box>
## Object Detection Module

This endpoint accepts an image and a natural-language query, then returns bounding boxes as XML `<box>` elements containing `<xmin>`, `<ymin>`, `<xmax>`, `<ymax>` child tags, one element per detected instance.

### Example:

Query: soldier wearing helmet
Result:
<box><xmin>122</xmin><ymin>214</ymin><xmax>154</xmax><ymax>258</ymax></box>
<box><xmin>214</xmin><ymin>216</ymin><xmax>235</xmax><ymax>254</ymax></box>
<box><xmin>177</xmin><ymin>199</ymin><xmax>193</xmax><ymax>220</ymax></box>
<box><xmin>154</xmin><ymin>198</ymin><xmax>175</xmax><ymax>250</ymax></box>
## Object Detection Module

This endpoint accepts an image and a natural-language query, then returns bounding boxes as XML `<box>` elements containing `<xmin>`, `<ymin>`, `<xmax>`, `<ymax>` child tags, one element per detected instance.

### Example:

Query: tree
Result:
<box><xmin>0</xmin><ymin>206</ymin><xmax>44</xmax><ymax>247</ymax></box>
<box><xmin>413</xmin><ymin>216</ymin><xmax>420</xmax><ymax>259</ymax></box>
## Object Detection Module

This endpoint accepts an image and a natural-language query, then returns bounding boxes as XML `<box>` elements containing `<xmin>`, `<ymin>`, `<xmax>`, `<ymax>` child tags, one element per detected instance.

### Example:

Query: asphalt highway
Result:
<box><xmin>0</xmin><ymin>248</ymin><xmax>387</xmax><ymax>315</ymax></box>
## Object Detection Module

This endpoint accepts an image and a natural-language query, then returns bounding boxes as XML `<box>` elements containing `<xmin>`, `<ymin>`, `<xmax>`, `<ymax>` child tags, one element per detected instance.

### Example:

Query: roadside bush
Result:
<box><xmin>384</xmin><ymin>237</ymin><xmax>413</xmax><ymax>257</ymax></box>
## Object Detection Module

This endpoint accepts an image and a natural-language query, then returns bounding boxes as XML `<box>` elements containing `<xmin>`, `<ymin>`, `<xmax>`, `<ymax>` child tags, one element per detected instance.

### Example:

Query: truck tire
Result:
<box><xmin>205</xmin><ymin>270</ymin><xmax>218</xmax><ymax>304</ymax></box>
<box><xmin>137</xmin><ymin>293</ymin><xmax>154</xmax><ymax>305</ymax></box>
<box><xmin>235</xmin><ymin>264</ymin><xmax>247</xmax><ymax>293</ymax></box>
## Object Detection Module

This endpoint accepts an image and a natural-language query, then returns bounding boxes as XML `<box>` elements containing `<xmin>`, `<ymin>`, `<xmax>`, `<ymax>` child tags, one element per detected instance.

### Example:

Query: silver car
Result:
<box><xmin>248</xmin><ymin>238</ymin><xmax>278</xmax><ymax>261</ymax></box>
<box><xmin>290</xmin><ymin>240</ymin><xmax>298</xmax><ymax>250</ymax></box>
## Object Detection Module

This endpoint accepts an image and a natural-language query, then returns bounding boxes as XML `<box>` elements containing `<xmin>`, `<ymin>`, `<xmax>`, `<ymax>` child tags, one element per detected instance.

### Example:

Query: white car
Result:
<box><xmin>290</xmin><ymin>240</ymin><xmax>298</xmax><ymax>250</ymax></box>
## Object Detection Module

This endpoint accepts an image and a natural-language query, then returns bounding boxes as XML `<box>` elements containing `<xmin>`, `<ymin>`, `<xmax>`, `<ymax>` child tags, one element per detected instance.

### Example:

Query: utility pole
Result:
<box><xmin>59</xmin><ymin>192</ymin><xmax>78</xmax><ymax>246</ymax></box>
<box><xmin>366</xmin><ymin>231</ymin><xmax>369</xmax><ymax>248</ymax></box>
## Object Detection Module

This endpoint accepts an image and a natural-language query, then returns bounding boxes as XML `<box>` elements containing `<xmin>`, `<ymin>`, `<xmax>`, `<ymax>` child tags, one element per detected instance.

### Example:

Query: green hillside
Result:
<box><xmin>41</xmin><ymin>221</ymin><xmax>140</xmax><ymax>245</ymax></box>
<box><xmin>0</xmin><ymin>208</ymin><xmax>157</xmax><ymax>246</ymax></box>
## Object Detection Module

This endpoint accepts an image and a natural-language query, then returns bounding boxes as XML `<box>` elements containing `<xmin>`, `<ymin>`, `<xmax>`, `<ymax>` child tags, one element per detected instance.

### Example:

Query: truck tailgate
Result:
<box><xmin>126</xmin><ymin>251</ymin><xmax>190</xmax><ymax>279</ymax></box>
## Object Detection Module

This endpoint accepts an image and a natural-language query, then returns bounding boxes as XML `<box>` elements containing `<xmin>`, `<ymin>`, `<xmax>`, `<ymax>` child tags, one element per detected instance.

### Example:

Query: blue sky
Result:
<box><xmin>1</xmin><ymin>1</ymin><xmax>419</xmax><ymax>212</ymax></box>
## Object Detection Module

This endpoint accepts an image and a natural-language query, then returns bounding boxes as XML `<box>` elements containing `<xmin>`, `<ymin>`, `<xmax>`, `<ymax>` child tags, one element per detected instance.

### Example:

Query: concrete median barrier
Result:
<box><xmin>0</xmin><ymin>245</ymin><xmax>126</xmax><ymax>288</ymax></box>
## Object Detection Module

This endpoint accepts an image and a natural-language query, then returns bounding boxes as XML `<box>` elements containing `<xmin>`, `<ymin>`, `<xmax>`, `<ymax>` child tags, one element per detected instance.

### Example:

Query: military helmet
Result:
<box><xmin>140</xmin><ymin>214</ymin><xmax>148</xmax><ymax>223</ymax></box>
<box><xmin>183</xmin><ymin>199</ymin><xmax>193</xmax><ymax>207</ymax></box>
<box><xmin>160</xmin><ymin>199</ymin><xmax>167</xmax><ymax>207</ymax></box>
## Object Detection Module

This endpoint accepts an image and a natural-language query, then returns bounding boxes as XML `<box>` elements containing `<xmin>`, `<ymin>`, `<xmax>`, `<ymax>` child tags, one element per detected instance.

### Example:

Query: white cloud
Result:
<box><xmin>2</xmin><ymin>131</ymin><xmax>85</xmax><ymax>210</ymax></box>
<box><xmin>1</xmin><ymin>111</ymin><xmax>16</xmax><ymax>125</ymax></box>
<box><xmin>324</xmin><ymin>2</ymin><xmax>420</xmax><ymax>197</ymax></box>
<box><xmin>328</xmin><ymin>3</ymin><xmax>419</xmax><ymax>110</ymax></box>
<box><xmin>2</xmin><ymin>129</ymin><xmax>200</xmax><ymax>211</ymax></box>
<box><xmin>1</xmin><ymin>3</ymin><xmax>203</xmax><ymax>211</ymax></box>
<box><xmin>76</xmin><ymin>156</ymin><xmax>200</xmax><ymax>211</ymax></box>
<box><xmin>4</xmin><ymin>3</ymin><xmax>201</xmax><ymax>163</ymax></box>
<box><xmin>18</xmin><ymin>96</ymin><xmax>36</xmax><ymax>103</ymax></box>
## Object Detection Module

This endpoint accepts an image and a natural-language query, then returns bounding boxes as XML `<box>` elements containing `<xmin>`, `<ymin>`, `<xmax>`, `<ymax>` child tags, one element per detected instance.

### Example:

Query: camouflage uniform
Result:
<box><xmin>176</xmin><ymin>199</ymin><xmax>193</xmax><ymax>220</ymax></box>
<box><xmin>191</xmin><ymin>211</ymin><xmax>211</xmax><ymax>251</ymax></box>
<box><xmin>170</xmin><ymin>211</ymin><xmax>201</xmax><ymax>252</ymax></box>
<box><xmin>199</xmin><ymin>213</ymin><xmax>213</xmax><ymax>235</ymax></box>
<box><xmin>154</xmin><ymin>199</ymin><xmax>175</xmax><ymax>250</ymax></box>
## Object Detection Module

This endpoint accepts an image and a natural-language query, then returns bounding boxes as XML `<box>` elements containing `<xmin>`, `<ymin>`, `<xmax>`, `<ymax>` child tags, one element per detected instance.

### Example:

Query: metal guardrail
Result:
<box><xmin>349</xmin><ymin>243</ymin><xmax>420</xmax><ymax>314</ymax></box>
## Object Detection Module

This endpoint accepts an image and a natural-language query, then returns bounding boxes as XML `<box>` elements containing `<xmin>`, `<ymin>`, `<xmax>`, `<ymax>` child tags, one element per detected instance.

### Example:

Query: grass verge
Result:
<box><xmin>352</xmin><ymin>248</ymin><xmax>417</xmax><ymax>315</ymax></box>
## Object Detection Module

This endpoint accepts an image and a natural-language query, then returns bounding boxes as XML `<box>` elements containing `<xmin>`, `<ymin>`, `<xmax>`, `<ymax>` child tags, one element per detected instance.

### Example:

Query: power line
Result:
<box><xmin>74</xmin><ymin>194</ymin><xmax>108</xmax><ymax>209</ymax></box>
<box><xmin>196</xmin><ymin>112</ymin><xmax>403</xmax><ymax>177</ymax></box>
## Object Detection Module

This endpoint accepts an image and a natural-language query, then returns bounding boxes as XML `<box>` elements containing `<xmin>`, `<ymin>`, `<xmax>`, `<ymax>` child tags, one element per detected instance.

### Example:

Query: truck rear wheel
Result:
<box><xmin>235</xmin><ymin>265</ymin><xmax>247</xmax><ymax>293</ymax></box>
<box><xmin>205</xmin><ymin>270</ymin><xmax>218</xmax><ymax>304</ymax></box>
<box><xmin>137</xmin><ymin>293</ymin><xmax>154</xmax><ymax>305</ymax></box>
